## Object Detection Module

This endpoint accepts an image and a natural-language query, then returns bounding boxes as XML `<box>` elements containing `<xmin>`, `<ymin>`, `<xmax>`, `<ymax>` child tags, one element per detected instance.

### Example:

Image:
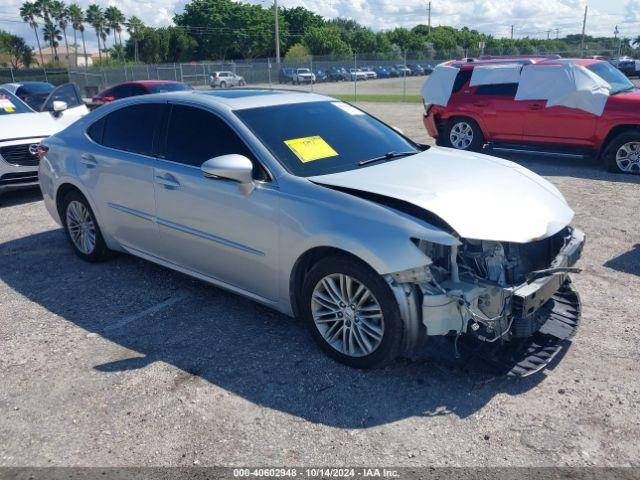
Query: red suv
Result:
<box><xmin>423</xmin><ymin>58</ymin><xmax>640</xmax><ymax>174</ymax></box>
<box><xmin>91</xmin><ymin>80</ymin><xmax>192</xmax><ymax>109</ymax></box>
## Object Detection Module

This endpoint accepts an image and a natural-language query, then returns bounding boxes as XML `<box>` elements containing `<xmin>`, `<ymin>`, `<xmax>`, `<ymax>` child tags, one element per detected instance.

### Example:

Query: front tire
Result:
<box><xmin>301</xmin><ymin>256</ymin><xmax>403</xmax><ymax>369</ymax></box>
<box><xmin>442</xmin><ymin>117</ymin><xmax>485</xmax><ymax>151</ymax></box>
<box><xmin>603</xmin><ymin>131</ymin><xmax>640</xmax><ymax>174</ymax></box>
<box><xmin>219</xmin><ymin>81</ymin><xmax>227</xmax><ymax>89</ymax></box>
<box><xmin>61</xmin><ymin>190</ymin><xmax>111</xmax><ymax>262</ymax></box>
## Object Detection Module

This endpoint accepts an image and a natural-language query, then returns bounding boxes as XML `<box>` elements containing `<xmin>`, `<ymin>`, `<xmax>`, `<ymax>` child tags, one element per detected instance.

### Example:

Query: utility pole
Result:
<box><xmin>580</xmin><ymin>5</ymin><xmax>588</xmax><ymax>57</ymax></box>
<box><xmin>510</xmin><ymin>25</ymin><xmax>514</xmax><ymax>39</ymax></box>
<box><xmin>614</xmin><ymin>25</ymin><xmax>621</xmax><ymax>57</ymax></box>
<box><xmin>274</xmin><ymin>0</ymin><xmax>281</xmax><ymax>64</ymax></box>
<box><xmin>555</xmin><ymin>28</ymin><xmax>559</xmax><ymax>39</ymax></box>
<box><xmin>546</xmin><ymin>30</ymin><xmax>551</xmax><ymax>40</ymax></box>
<box><xmin>427</xmin><ymin>1</ymin><xmax>431</xmax><ymax>34</ymax></box>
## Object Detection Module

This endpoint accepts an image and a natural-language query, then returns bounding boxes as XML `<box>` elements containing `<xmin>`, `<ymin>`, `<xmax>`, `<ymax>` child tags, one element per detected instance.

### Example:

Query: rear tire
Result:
<box><xmin>603</xmin><ymin>131</ymin><xmax>640</xmax><ymax>174</ymax></box>
<box><xmin>220</xmin><ymin>81</ymin><xmax>227</xmax><ymax>89</ymax></box>
<box><xmin>61</xmin><ymin>190</ymin><xmax>111</xmax><ymax>262</ymax></box>
<box><xmin>301</xmin><ymin>255</ymin><xmax>403</xmax><ymax>369</ymax></box>
<box><xmin>442</xmin><ymin>117</ymin><xmax>485</xmax><ymax>151</ymax></box>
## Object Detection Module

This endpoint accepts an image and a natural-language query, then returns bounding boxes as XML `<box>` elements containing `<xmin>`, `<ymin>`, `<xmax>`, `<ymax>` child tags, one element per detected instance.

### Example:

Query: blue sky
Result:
<box><xmin>0</xmin><ymin>0</ymin><xmax>636</xmax><ymax>53</ymax></box>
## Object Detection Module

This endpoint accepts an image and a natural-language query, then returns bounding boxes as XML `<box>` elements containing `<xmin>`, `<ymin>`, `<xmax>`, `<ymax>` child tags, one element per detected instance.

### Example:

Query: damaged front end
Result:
<box><xmin>389</xmin><ymin>226</ymin><xmax>585</xmax><ymax>376</ymax></box>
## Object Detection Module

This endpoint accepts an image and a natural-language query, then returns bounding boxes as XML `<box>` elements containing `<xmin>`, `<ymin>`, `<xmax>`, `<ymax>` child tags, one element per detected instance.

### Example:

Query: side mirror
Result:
<box><xmin>52</xmin><ymin>100</ymin><xmax>68</xmax><ymax>112</ymax></box>
<box><xmin>201</xmin><ymin>154</ymin><xmax>255</xmax><ymax>193</ymax></box>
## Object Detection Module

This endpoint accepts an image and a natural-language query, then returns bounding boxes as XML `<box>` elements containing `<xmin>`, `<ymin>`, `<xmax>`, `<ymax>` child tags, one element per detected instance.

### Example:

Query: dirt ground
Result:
<box><xmin>1</xmin><ymin>102</ymin><xmax>639</xmax><ymax>467</ymax></box>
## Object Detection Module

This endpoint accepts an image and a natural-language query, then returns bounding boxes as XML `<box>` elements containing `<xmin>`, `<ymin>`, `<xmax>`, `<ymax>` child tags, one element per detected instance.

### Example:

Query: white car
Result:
<box><xmin>349</xmin><ymin>68</ymin><xmax>368</xmax><ymax>81</ymax></box>
<box><xmin>293</xmin><ymin>68</ymin><xmax>316</xmax><ymax>84</ymax></box>
<box><xmin>0</xmin><ymin>85</ymin><xmax>88</xmax><ymax>195</ymax></box>
<box><xmin>362</xmin><ymin>67</ymin><xmax>378</xmax><ymax>80</ymax></box>
<box><xmin>209</xmin><ymin>71</ymin><xmax>246</xmax><ymax>88</ymax></box>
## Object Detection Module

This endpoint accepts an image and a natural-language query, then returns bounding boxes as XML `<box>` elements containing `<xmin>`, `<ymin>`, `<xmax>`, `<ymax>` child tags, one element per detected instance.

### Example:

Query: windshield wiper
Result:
<box><xmin>358</xmin><ymin>151</ymin><xmax>416</xmax><ymax>166</ymax></box>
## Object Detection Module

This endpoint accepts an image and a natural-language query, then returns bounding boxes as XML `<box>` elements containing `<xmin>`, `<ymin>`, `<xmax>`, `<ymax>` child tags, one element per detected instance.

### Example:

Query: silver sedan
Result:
<box><xmin>39</xmin><ymin>89</ymin><xmax>584</xmax><ymax>373</ymax></box>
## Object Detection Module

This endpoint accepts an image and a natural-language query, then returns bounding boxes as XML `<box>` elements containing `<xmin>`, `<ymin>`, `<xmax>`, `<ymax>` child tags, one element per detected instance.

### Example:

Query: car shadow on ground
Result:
<box><xmin>0</xmin><ymin>188</ymin><xmax>42</xmax><ymax>208</ymax></box>
<box><xmin>0</xmin><ymin>229</ymin><xmax>562</xmax><ymax>428</ymax></box>
<box><xmin>604</xmin><ymin>244</ymin><xmax>640</xmax><ymax>277</ymax></box>
<box><xmin>487</xmin><ymin>150</ymin><xmax>640</xmax><ymax>184</ymax></box>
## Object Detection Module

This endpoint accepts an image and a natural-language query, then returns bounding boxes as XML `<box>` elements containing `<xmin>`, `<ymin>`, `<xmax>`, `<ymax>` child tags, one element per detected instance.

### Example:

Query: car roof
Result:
<box><xmin>136</xmin><ymin>88</ymin><xmax>335</xmax><ymax>111</ymax></box>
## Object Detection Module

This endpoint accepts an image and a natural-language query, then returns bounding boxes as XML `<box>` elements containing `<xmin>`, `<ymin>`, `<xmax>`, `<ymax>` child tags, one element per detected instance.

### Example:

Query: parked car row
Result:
<box><xmin>278</xmin><ymin>63</ymin><xmax>433</xmax><ymax>84</ymax></box>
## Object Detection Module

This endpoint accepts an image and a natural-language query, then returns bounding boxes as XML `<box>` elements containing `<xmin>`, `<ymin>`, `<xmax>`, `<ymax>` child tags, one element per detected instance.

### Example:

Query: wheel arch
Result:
<box><xmin>289</xmin><ymin>246</ymin><xmax>374</xmax><ymax>319</ymax></box>
<box><xmin>599</xmin><ymin>124</ymin><xmax>640</xmax><ymax>158</ymax></box>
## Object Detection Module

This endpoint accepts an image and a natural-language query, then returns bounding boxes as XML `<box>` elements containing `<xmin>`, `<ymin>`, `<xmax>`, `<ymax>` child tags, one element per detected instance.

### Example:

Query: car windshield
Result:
<box><xmin>0</xmin><ymin>88</ymin><xmax>34</xmax><ymax>115</ymax></box>
<box><xmin>236</xmin><ymin>101</ymin><xmax>419</xmax><ymax>177</ymax></box>
<box><xmin>586</xmin><ymin>62</ymin><xmax>634</xmax><ymax>94</ymax></box>
<box><xmin>297</xmin><ymin>69</ymin><xmax>311</xmax><ymax>73</ymax></box>
<box><xmin>147</xmin><ymin>83</ymin><xmax>193</xmax><ymax>93</ymax></box>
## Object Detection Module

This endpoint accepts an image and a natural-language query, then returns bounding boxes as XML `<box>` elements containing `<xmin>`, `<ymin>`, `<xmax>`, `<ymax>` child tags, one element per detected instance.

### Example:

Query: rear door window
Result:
<box><xmin>101</xmin><ymin>104</ymin><xmax>163</xmax><ymax>156</ymax></box>
<box><xmin>475</xmin><ymin>83</ymin><xmax>519</xmax><ymax>97</ymax></box>
<box><xmin>452</xmin><ymin>69</ymin><xmax>473</xmax><ymax>94</ymax></box>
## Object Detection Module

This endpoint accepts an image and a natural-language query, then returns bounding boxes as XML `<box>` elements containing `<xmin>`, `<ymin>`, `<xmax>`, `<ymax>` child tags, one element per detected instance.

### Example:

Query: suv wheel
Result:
<box><xmin>219</xmin><ymin>81</ymin><xmax>227</xmax><ymax>88</ymax></box>
<box><xmin>442</xmin><ymin>118</ymin><xmax>485</xmax><ymax>151</ymax></box>
<box><xmin>604</xmin><ymin>131</ymin><xmax>640</xmax><ymax>174</ymax></box>
<box><xmin>61</xmin><ymin>190</ymin><xmax>111</xmax><ymax>262</ymax></box>
<box><xmin>301</xmin><ymin>256</ymin><xmax>403</xmax><ymax>369</ymax></box>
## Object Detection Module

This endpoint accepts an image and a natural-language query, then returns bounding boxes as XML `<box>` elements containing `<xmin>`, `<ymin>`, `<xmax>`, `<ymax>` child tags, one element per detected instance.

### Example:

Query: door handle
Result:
<box><xmin>529</xmin><ymin>103</ymin><xmax>544</xmax><ymax>110</ymax></box>
<box><xmin>79</xmin><ymin>153</ymin><xmax>97</xmax><ymax>168</ymax></box>
<box><xmin>155</xmin><ymin>173</ymin><xmax>180</xmax><ymax>189</ymax></box>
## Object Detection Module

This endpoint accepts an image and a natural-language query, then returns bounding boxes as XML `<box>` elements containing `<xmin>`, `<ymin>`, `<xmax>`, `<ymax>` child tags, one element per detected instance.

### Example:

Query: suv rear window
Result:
<box><xmin>452</xmin><ymin>69</ymin><xmax>473</xmax><ymax>93</ymax></box>
<box><xmin>475</xmin><ymin>83</ymin><xmax>519</xmax><ymax>97</ymax></box>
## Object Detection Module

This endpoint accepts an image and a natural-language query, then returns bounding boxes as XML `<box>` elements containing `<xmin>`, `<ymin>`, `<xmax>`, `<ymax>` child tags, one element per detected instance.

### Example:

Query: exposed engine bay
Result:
<box><xmin>394</xmin><ymin>226</ymin><xmax>585</xmax><ymax>350</ymax></box>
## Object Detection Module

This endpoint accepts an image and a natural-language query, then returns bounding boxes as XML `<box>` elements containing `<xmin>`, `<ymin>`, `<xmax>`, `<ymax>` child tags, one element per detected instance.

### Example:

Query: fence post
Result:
<box><xmin>268</xmin><ymin>58</ymin><xmax>272</xmax><ymax>89</ymax></box>
<box><xmin>124</xmin><ymin>64</ymin><xmax>128</xmax><ymax>81</ymax></box>
<box><xmin>146</xmin><ymin>64</ymin><xmax>150</xmax><ymax>80</ymax></box>
<box><xmin>179</xmin><ymin>63</ymin><xmax>184</xmax><ymax>83</ymax></box>
<box><xmin>10</xmin><ymin>67</ymin><xmax>15</xmax><ymax>82</ymax></box>
<box><xmin>354</xmin><ymin>52</ymin><xmax>357</xmax><ymax>103</ymax></box>
<box><xmin>310</xmin><ymin>55</ymin><xmax>314</xmax><ymax>92</ymax></box>
<box><xmin>173</xmin><ymin>63</ymin><xmax>178</xmax><ymax>81</ymax></box>
<box><xmin>43</xmin><ymin>67</ymin><xmax>49</xmax><ymax>83</ymax></box>
<box><xmin>403</xmin><ymin>50</ymin><xmax>407</xmax><ymax>101</ymax></box>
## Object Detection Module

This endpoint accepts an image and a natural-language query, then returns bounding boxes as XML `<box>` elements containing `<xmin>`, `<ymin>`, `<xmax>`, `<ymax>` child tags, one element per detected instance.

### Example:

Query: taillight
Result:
<box><xmin>36</xmin><ymin>144</ymin><xmax>48</xmax><ymax>160</ymax></box>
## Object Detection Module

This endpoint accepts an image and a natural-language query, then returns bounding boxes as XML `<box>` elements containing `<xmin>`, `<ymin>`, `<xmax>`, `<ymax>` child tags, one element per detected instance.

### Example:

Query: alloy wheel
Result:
<box><xmin>311</xmin><ymin>273</ymin><xmax>384</xmax><ymax>357</ymax></box>
<box><xmin>66</xmin><ymin>200</ymin><xmax>96</xmax><ymax>255</ymax></box>
<box><xmin>450</xmin><ymin>121</ymin><xmax>474</xmax><ymax>149</ymax></box>
<box><xmin>615</xmin><ymin>142</ymin><xmax>640</xmax><ymax>173</ymax></box>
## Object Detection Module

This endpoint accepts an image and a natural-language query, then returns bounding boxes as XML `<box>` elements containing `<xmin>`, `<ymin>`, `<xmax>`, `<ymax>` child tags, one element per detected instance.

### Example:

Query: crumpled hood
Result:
<box><xmin>309</xmin><ymin>147</ymin><xmax>574</xmax><ymax>243</ymax></box>
<box><xmin>0</xmin><ymin>112</ymin><xmax>62</xmax><ymax>141</ymax></box>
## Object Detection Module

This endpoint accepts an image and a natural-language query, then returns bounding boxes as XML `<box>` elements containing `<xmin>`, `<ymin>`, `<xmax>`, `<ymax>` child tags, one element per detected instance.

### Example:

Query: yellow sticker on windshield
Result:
<box><xmin>284</xmin><ymin>136</ymin><xmax>338</xmax><ymax>163</ymax></box>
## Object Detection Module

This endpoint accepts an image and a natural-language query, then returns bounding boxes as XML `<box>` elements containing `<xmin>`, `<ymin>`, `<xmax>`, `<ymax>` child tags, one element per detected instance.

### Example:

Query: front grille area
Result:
<box><xmin>0</xmin><ymin>144</ymin><xmax>39</xmax><ymax>167</ymax></box>
<box><xmin>0</xmin><ymin>171</ymin><xmax>39</xmax><ymax>185</ymax></box>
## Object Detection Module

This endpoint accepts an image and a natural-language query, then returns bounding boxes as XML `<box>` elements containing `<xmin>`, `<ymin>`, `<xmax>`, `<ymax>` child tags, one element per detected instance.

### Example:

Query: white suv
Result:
<box><xmin>209</xmin><ymin>71</ymin><xmax>246</xmax><ymax>88</ymax></box>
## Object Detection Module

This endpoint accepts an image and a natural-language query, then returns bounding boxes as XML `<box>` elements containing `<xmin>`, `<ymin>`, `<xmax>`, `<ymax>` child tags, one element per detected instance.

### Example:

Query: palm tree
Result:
<box><xmin>633</xmin><ymin>36</ymin><xmax>640</xmax><ymax>50</ymax></box>
<box><xmin>49</xmin><ymin>1</ymin><xmax>70</xmax><ymax>65</ymax></box>
<box><xmin>104</xmin><ymin>6</ymin><xmax>125</xmax><ymax>60</ymax></box>
<box><xmin>126</xmin><ymin>16</ymin><xmax>144</xmax><ymax>63</ymax></box>
<box><xmin>68</xmin><ymin>3</ymin><xmax>85</xmax><ymax>67</ymax></box>
<box><xmin>85</xmin><ymin>4</ymin><xmax>105</xmax><ymax>63</ymax></box>
<box><xmin>42</xmin><ymin>19</ymin><xmax>62</xmax><ymax>61</ymax></box>
<box><xmin>20</xmin><ymin>2</ymin><xmax>44</xmax><ymax>66</ymax></box>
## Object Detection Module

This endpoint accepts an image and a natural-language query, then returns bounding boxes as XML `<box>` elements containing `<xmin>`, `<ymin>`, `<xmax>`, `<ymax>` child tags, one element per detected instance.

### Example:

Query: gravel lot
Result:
<box><xmin>1</xmin><ymin>102</ymin><xmax>639</xmax><ymax>467</ymax></box>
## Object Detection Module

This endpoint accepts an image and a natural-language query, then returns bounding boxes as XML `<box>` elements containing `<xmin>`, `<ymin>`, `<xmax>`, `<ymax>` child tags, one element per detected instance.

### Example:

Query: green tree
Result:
<box><xmin>68</xmin><ymin>3</ymin><xmax>86</xmax><ymax>67</ymax></box>
<box><xmin>9</xmin><ymin>34</ymin><xmax>35</xmax><ymax>67</ymax></box>
<box><xmin>349</xmin><ymin>28</ymin><xmax>377</xmax><ymax>54</ymax></box>
<box><xmin>284</xmin><ymin>43</ymin><xmax>310</xmax><ymax>61</ymax></box>
<box><xmin>49</xmin><ymin>1</ymin><xmax>70</xmax><ymax>65</ymax></box>
<box><xmin>20</xmin><ymin>2</ymin><xmax>44</xmax><ymax>65</ymax></box>
<box><xmin>42</xmin><ymin>19</ymin><xmax>61</xmax><ymax>60</ymax></box>
<box><xmin>302</xmin><ymin>26</ymin><xmax>351</xmax><ymax>57</ymax></box>
<box><xmin>105</xmin><ymin>5</ymin><xmax>125</xmax><ymax>54</ymax></box>
<box><xmin>282</xmin><ymin>6</ymin><xmax>323</xmax><ymax>51</ymax></box>
<box><xmin>126</xmin><ymin>16</ymin><xmax>144</xmax><ymax>63</ymax></box>
<box><xmin>85</xmin><ymin>4</ymin><xmax>105</xmax><ymax>63</ymax></box>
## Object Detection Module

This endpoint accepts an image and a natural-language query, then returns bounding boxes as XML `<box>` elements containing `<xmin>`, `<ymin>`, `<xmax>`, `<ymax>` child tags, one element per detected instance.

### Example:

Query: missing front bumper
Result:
<box><xmin>458</xmin><ymin>280</ymin><xmax>581</xmax><ymax>377</ymax></box>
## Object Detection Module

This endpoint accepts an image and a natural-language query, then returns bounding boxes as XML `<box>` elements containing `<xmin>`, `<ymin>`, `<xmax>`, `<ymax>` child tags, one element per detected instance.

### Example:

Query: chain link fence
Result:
<box><xmin>0</xmin><ymin>67</ymin><xmax>69</xmax><ymax>86</ymax></box>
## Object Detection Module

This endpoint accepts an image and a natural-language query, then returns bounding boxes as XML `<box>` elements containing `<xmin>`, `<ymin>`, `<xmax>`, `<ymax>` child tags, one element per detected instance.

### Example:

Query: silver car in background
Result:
<box><xmin>209</xmin><ymin>71</ymin><xmax>246</xmax><ymax>88</ymax></box>
<box><xmin>39</xmin><ymin>89</ymin><xmax>584</xmax><ymax>374</ymax></box>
